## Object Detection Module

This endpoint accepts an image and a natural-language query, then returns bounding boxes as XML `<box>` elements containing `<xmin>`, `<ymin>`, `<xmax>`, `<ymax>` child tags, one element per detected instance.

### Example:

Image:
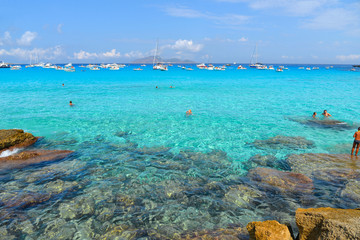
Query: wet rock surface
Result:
<box><xmin>288</xmin><ymin>117</ymin><xmax>355</xmax><ymax>130</ymax></box>
<box><xmin>250</xmin><ymin>135</ymin><xmax>314</xmax><ymax>150</ymax></box>
<box><xmin>242</xmin><ymin>154</ymin><xmax>290</xmax><ymax>171</ymax></box>
<box><xmin>0</xmin><ymin>150</ymin><xmax>73</xmax><ymax>169</ymax></box>
<box><xmin>286</xmin><ymin>153</ymin><xmax>360</xmax><ymax>183</ymax></box>
<box><xmin>296</xmin><ymin>207</ymin><xmax>360</xmax><ymax>240</ymax></box>
<box><xmin>0</xmin><ymin>129</ymin><xmax>38</xmax><ymax>153</ymax></box>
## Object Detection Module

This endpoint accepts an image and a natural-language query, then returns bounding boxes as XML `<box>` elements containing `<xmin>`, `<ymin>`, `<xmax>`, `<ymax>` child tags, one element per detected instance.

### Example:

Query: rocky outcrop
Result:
<box><xmin>0</xmin><ymin>150</ymin><xmax>73</xmax><ymax>169</ymax></box>
<box><xmin>248</xmin><ymin>167</ymin><xmax>313</xmax><ymax>194</ymax></box>
<box><xmin>247</xmin><ymin>220</ymin><xmax>292</xmax><ymax>240</ymax></box>
<box><xmin>242</xmin><ymin>154</ymin><xmax>289</xmax><ymax>171</ymax></box>
<box><xmin>0</xmin><ymin>129</ymin><xmax>38</xmax><ymax>153</ymax></box>
<box><xmin>286</xmin><ymin>153</ymin><xmax>360</xmax><ymax>183</ymax></box>
<box><xmin>296</xmin><ymin>207</ymin><xmax>360</xmax><ymax>240</ymax></box>
<box><xmin>250</xmin><ymin>136</ymin><xmax>314</xmax><ymax>150</ymax></box>
<box><xmin>288</xmin><ymin>117</ymin><xmax>355</xmax><ymax>130</ymax></box>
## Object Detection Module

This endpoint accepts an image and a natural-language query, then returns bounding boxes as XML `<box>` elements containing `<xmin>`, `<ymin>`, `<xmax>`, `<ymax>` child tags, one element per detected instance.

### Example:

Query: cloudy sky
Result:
<box><xmin>0</xmin><ymin>0</ymin><xmax>359</xmax><ymax>63</ymax></box>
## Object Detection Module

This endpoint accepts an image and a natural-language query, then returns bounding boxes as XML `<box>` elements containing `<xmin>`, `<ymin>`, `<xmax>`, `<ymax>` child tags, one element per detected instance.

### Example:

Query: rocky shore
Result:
<box><xmin>0</xmin><ymin>129</ymin><xmax>359</xmax><ymax>239</ymax></box>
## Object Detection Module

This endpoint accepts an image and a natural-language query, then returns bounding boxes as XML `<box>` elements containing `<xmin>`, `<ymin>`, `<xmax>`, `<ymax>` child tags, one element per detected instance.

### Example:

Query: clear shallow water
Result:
<box><xmin>0</xmin><ymin>65</ymin><xmax>359</xmax><ymax>238</ymax></box>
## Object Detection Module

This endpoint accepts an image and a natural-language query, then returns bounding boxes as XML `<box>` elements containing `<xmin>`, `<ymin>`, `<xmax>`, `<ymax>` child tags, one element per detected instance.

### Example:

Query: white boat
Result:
<box><xmin>306</xmin><ymin>67</ymin><xmax>311</xmax><ymax>71</ymax></box>
<box><xmin>133</xmin><ymin>68</ymin><xmax>143</xmax><ymax>71</ymax></box>
<box><xmin>185</xmin><ymin>67</ymin><xmax>193</xmax><ymax>71</ymax></box>
<box><xmin>249</xmin><ymin>43</ymin><xmax>266</xmax><ymax>69</ymax></box>
<box><xmin>350</xmin><ymin>68</ymin><xmax>356</xmax><ymax>72</ymax></box>
<box><xmin>64</xmin><ymin>68</ymin><xmax>75</xmax><ymax>72</ymax></box>
<box><xmin>196</xmin><ymin>63</ymin><xmax>206</xmax><ymax>69</ymax></box>
<box><xmin>65</xmin><ymin>63</ymin><xmax>72</xmax><ymax>68</ymax></box>
<box><xmin>268</xmin><ymin>65</ymin><xmax>274</xmax><ymax>70</ymax></box>
<box><xmin>0</xmin><ymin>61</ymin><xmax>10</xmax><ymax>68</ymax></box>
<box><xmin>10</xmin><ymin>65</ymin><xmax>21</xmax><ymax>70</ymax></box>
<box><xmin>237</xmin><ymin>65</ymin><xmax>246</xmax><ymax>69</ymax></box>
<box><xmin>312</xmin><ymin>67</ymin><xmax>319</xmax><ymax>70</ymax></box>
<box><xmin>90</xmin><ymin>66</ymin><xmax>100</xmax><ymax>70</ymax></box>
<box><xmin>276</xmin><ymin>68</ymin><xmax>283</xmax><ymax>72</ymax></box>
<box><xmin>141</xmin><ymin>64</ymin><xmax>146</xmax><ymax>67</ymax></box>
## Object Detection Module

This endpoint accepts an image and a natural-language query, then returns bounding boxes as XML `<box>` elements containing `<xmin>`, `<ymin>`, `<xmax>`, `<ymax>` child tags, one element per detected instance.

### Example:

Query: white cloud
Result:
<box><xmin>0</xmin><ymin>45</ymin><xmax>64</xmax><ymax>60</ymax></box>
<box><xmin>123</xmin><ymin>51</ymin><xmax>144</xmax><ymax>58</ymax></box>
<box><xmin>17</xmin><ymin>31</ymin><xmax>37</xmax><ymax>46</ymax></box>
<box><xmin>302</xmin><ymin>8</ymin><xmax>359</xmax><ymax>30</ymax></box>
<box><xmin>102</xmin><ymin>49</ymin><xmax>121</xmax><ymax>58</ymax></box>
<box><xmin>73</xmin><ymin>50</ymin><xmax>98</xmax><ymax>60</ymax></box>
<box><xmin>57</xmin><ymin>24</ymin><xmax>63</xmax><ymax>34</ymax></box>
<box><xmin>164</xmin><ymin>39</ymin><xmax>203</xmax><ymax>53</ymax></box>
<box><xmin>164</xmin><ymin>6</ymin><xmax>249</xmax><ymax>25</ymax></box>
<box><xmin>0</xmin><ymin>31</ymin><xmax>11</xmax><ymax>46</ymax></box>
<box><xmin>238</xmin><ymin>37</ymin><xmax>248</xmax><ymax>42</ymax></box>
<box><xmin>336</xmin><ymin>54</ymin><xmax>360</xmax><ymax>61</ymax></box>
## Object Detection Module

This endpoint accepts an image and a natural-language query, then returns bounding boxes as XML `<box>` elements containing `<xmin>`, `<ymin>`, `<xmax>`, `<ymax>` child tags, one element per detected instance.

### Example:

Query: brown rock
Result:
<box><xmin>0</xmin><ymin>129</ymin><xmax>38</xmax><ymax>153</ymax></box>
<box><xmin>0</xmin><ymin>191</ymin><xmax>52</xmax><ymax>209</ymax></box>
<box><xmin>0</xmin><ymin>150</ymin><xmax>73</xmax><ymax>169</ymax></box>
<box><xmin>287</xmin><ymin>153</ymin><xmax>360</xmax><ymax>182</ymax></box>
<box><xmin>248</xmin><ymin>167</ymin><xmax>313</xmax><ymax>194</ymax></box>
<box><xmin>296</xmin><ymin>207</ymin><xmax>360</xmax><ymax>240</ymax></box>
<box><xmin>247</xmin><ymin>220</ymin><xmax>292</xmax><ymax>240</ymax></box>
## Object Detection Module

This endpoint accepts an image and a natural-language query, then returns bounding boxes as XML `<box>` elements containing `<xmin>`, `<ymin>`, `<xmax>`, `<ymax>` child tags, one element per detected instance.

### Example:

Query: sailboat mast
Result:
<box><xmin>153</xmin><ymin>39</ymin><xmax>158</xmax><ymax>67</ymax></box>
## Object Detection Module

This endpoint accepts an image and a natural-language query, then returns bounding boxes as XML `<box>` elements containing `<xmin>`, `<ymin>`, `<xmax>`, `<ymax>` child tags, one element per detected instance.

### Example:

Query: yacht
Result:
<box><xmin>0</xmin><ymin>61</ymin><xmax>10</xmax><ymax>68</ymax></box>
<box><xmin>196</xmin><ymin>63</ymin><xmax>206</xmax><ymax>69</ymax></box>
<box><xmin>10</xmin><ymin>65</ymin><xmax>21</xmax><ymax>70</ymax></box>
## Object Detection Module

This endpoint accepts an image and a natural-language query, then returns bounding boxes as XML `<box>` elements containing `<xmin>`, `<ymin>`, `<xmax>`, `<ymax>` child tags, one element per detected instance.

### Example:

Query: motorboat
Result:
<box><xmin>276</xmin><ymin>68</ymin><xmax>283</xmax><ymax>72</ymax></box>
<box><xmin>10</xmin><ymin>65</ymin><xmax>21</xmax><ymax>70</ymax></box>
<box><xmin>133</xmin><ymin>68</ymin><xmax>143</xmax><ymax>71</ymax></box>
<box><xmin>237</xmin><ymin>65</ymin><xmax>247</xmax><ymax>70</ymax></box>
<box><xmin>0</xmin><ymin>61</ymin><xmax>10</xmax><ymax>68</ymax></box>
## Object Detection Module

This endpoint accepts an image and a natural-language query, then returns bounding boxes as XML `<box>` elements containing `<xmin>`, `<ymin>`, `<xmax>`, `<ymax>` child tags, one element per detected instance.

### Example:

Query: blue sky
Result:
<box><xmin>0</xmin><ymin>0</ymin><xmax>359</xmax><ymax>63</ymax></box>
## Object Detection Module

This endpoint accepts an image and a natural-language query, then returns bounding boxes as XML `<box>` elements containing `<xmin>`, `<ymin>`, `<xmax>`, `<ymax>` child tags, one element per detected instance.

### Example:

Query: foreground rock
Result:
<box><xmin>248</xmin><ymin>167</ymin><xmax>313</xmax><ymax>194</ymax></box>
<box><xmin>250</xmin><ymin>136</ymin><xmax>314</xmax><ymax>150</ymax></box>
<box><xmin>0</xmin><ymin>150</ymin><xmax>73</xmax><ymax>169</ymax></box>
<box><xmin>247</xmin><ymin>220</ymin><xmax>292</xmax><ymax>240</ymax></box>
<box><xmin>287</xmin><ymin>153</ymin><xmax>360</xmax><ymax>183</ymax></box>
<box><xmin>296</xmin><ymin>207</ymin><xmax>360</xmax><ymax>240</ymax></box>
<box><xmin>0</xmin><ymin>129</ymin><xmax>38</xmax><ymax>153</ymax></box>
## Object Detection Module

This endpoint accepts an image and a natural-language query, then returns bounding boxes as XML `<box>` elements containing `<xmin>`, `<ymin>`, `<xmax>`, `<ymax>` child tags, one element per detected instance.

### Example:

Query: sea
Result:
<box><xmin>0</xmin><ymin>64</ymin><xmax>359</xmax><ymax>239</ymax></box>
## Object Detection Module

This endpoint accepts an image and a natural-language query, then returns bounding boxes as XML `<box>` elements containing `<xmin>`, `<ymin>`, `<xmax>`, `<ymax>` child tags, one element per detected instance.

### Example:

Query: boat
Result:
<box><xmin>10</xmin><ymin>65</ymin><xmax>21</xmax><ymax>70</ymax></box>
<box><xmin>249</xmin><ymin>43</ymin><xmax>266</xmax><ymax>69</ymax></box>
<box><xmin>196</xmin><ymin>63</ymin><xmax>206</xmax><ymax>69</ymax></box>
<box><xmin>299</xmin><ymin>67</ymin><xmax>305</xmax><ymax>69</ymax></box>
<box><xmin>353</xmin><ymin>65</ymin><xmax>360</xmax><ymax>68</ymax></box>
<box><xmin>64</xmin><ymin>68</ymin><xmax>75</xmax><ymax>72</ymax></box>
<box><xmin>276</xmin><ymin>67</ymin><xmax>283</xmax><ymax>72</ymax></box>
<box><xmin>141</xmin><ymin>64</ymin><xmax>146</xmax><ymax>67</ymax></box>
<box><xmin>90</xmin><ymin>66</ymin><xmax>100</xmax><ymax>70</ymax></box>
<box><xmin>185</xmin><ymin>67</ymin><xmax>193</xmax><ymax>71</ymax></box>
<box><xmin>306</xmin><ymin>67</ymin><xmax>311</xmax><ymax>71</ymax></box>
<box><xmin>268</xmin><ymin>65</ymin><xmax>274</xmax><ymax>70</ymax></box>
<box><xmin>133</xmin><ymin>68</ymin><xmax>143</xmax><ymax>71</ymax></box>
<box><xmin>350</xmin><ymin>68</ymin><xmax>356</xmax><ymax>71</ymax></box>
<box><xmin>152</xmin><ymin>40</ymin><xmax>167</xmax><ymax>71</ymax></box>
<box><xmin>0</xmin><ymin>61</ymin><xmax>10</xmax><ymax>68</ymax></box>
<box><xmin>65</xmin><ymin>63</ymin><xmax>72</xmax><ymax>68</ymax></box>
<box><xmin>312</xmin><ymin>67</ymin><xmax>319</xmax><ymax>70</ymax></box>
<box><xmin>237</xmin><ymin>65</ymin><xmax>246</xmax><ymax>70</ymax></box>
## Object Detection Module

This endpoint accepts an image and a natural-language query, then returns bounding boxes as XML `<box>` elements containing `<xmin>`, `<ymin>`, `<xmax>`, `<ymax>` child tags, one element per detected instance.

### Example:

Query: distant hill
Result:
<box><xmin>132</xmin><ymin>56</ymin><xmax>195</xmax><ymax>64</ymax></box>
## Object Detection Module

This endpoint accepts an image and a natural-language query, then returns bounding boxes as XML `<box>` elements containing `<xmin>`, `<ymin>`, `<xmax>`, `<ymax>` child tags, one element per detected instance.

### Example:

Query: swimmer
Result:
<box><xmin>69</xmin><ymin>101</ymin><xmax>74</xmax><ymax>106</ymax></box>
<box><xmin>351</xmin><ymin>127</ymin><xmax>360</xmax><ymax>156</ymax></box>
<box><xmin>186</xmin><ymin>109</ymin><xmax>192</xmax><ymax>116</ymax></box>
<box><xmin>170</xmin><ymin>86</ymin><xmax>174</xmax><ymax>88</ymax></box>
<box><xmin>312</xmin><ymin>112</ymin><xmax>317</xmax><ymax>119</ymax></box>
<box><xmin>322</xmin><ymin>110</ymin><xmax>332</xmax><ymax>117</ymax></box>
<box><xmin>156</xmin><ymin>86</ymin><xmax>158</xmax><ymax>89</ymax></box>
<box><xmin>62</xmin><ymin>83</ymin><xmax>64</xmax><ymax>86</ymax></box>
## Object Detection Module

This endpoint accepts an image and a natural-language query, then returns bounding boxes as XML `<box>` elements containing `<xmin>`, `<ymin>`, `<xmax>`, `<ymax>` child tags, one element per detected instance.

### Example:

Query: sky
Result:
<box><xmin>0</xmin><ymin>0</ymin><xmax>359</xmax><ymax>64</ymax></box>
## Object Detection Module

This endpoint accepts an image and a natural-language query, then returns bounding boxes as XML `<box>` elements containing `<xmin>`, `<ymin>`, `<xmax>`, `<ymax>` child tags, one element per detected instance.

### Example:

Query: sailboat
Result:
<box><xmin>152</xmin><ymin>40</ymin><xmax>168</xmax><ymax>71</ymax></box>
<box><xmin>249</xmin><ymin>43</ymin><xmax>266</xmax><ymax>69</ymax></box>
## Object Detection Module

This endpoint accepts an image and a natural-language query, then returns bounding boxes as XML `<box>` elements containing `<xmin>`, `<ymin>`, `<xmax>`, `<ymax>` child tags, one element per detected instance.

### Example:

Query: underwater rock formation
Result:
<box><xmin>286</xmin><ymin>153</ymin><xmax>360</xmax><ymax>183</ymax></box>
<box><xmin>296</xmin><ymin>207</ymin><xmax>360</xmax><ymax>240</ymax></box>
<box><xmin>0</xmin><ymin>150</ymin><xmax>73</xmax><ymax>169</ymax></box>
<box><xmin>250</xmin><ymin>135</ymin><xmax>314</xmax><ymax>150</ymax></box>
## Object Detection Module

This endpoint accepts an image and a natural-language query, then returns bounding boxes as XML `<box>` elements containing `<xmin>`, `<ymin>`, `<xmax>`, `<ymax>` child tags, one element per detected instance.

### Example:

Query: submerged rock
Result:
<box><xmin>286</xmin><ymin>153</ymin><xmax>360</xmax><ymax>183</ymax></box>
<box><xmin>247</xmin><ymin>220</ymin><xmax>292</xmax><ymax>240</ymax></box>
<box><xmin>296</xmin><ymin>207</ymin><xmax>360</xmax><ymax>240</ymax></box>
<box><xmin>224</xmin><ymin>184</ymin><xmax>263</xmax><ymax>208</ymax></box>
<box><xmin>0</xmin><ymin>129</ymin><xmax>38</xmax><ymax>153</ymax></box>
<box><xmin>248</xmin><ymin>167</ymin><xmax>313</xmax><ymax>194</ymax></box>
<box><xmin>0</xmin><ymin>150</ymin><xmax>73</xmax><ymax>169</ymax></box>
<box><xmin>340</xmin><ymin>179</ymin><xmax>360</xmax><ymax>202</ymax></box>
<box><xmin>0</xmin><ymin>190</ymin><xmax>52</xmax><ymax>209</ymax></box>
<box><xmin>250</xmin><ymin>135</ymin><xmax>314</xmax><ymax>150</ymax></box>
<box><xmin>180</xmin><ymin>225</ymin><xmax>249</xmax><ymax>240</ymax></box>
<box><xmin>58</xmin><ymin>195</ymin><xmax>95</xmax><ymax>220</ymax></box>
<box><xmin>114</xmin><ymin>130</ymin><xmax>132</xmax><ymax>138</ymax></box>
<box><xmin>243</xmin><ymin>154</ymin><xmax>289</xmax><ymax>171</ymax></box>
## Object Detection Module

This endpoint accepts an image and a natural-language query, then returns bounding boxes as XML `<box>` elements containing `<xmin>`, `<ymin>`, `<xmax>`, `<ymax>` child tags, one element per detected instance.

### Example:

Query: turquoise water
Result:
<box><xmin>0</xmin><ymin>65</ymin><xmax>359</xmax><ymax>238</ymax></box>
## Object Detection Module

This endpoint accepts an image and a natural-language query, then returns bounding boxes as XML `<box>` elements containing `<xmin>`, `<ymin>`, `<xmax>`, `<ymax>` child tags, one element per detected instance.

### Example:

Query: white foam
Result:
<box><xmin>0</xmin><ymin>148</ymin><xmax>21</xmax><ymax>158</ymax></box>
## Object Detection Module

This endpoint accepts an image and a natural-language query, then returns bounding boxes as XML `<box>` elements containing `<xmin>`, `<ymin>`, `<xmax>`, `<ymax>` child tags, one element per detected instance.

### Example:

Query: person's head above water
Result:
<box><xmin>358</xmin><ymin>127</ymin><xmax>360</xmax><ymax>131</ymax></box>
<box><xmin>69</xmin><ymin>101</ymin><xmax>73</xmax><ymax>106</ymax></box>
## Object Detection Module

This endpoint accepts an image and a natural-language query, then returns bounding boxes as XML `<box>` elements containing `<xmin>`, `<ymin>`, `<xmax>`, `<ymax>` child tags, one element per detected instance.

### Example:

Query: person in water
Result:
<box><xmin>156</xmin><ymin>86</ymin><xmax>158</xmax><ymax>89</ymax></box>
<box><xmin>352</xmin><ymin>127</ymin><xmax>360</xmax><ymax>156</ymax></box>
<box><xmin>69</xmin><ymin>101</ymin><xmax>74</xmax><ymax>106</ymax></box>
<box><xmin>312</xmin><ymin>112</ymin><xmax>317</xmax><ymax>118</ymax></box>
<box><xmin>322</xmin><ymin>110</ymin><xmax>332</xmax><ymax>117</ymax></box>
<box><xmin>62</xmin><ymin>83</ymin><xmax>64</xmax><ymax>86</ymax></box>
<box><xmin>186</xmin><ymin>109</ymin><xmax>192</xmax><ymax>116</ymax></box>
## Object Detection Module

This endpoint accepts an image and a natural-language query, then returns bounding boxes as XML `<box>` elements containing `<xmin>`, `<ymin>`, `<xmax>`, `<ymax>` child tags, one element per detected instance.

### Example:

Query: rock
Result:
<box><xmin>250</xmin><ymin>135</ymin><xmax>314</xmax><ymax>150</ymax></box>
<box><xmin>224</xmin><ymin>185</ymin><xmax>262</xmax><ymax>208</ymax></box>
<box><xmin>288</xmin><ymin>117</ymin><xmax>355</xmax><ymax>130</ymax></box>
<box><xmin>341</xmin><ymin>179</ymin><xmax>360</xmax><ymax>202</ymax></box>
<box><xmin>135</xmin><ymin>146</ymin><xmax>171</xmax><ymax>155</ymax></box>
<box><xmin>0</xmin><ymin>190</ymin><xmax>52</xmax><ymax>209</ymax></box>
<box><xmin>0</xmin><ymin>129</ymin><xmax>38</xmax><ymax>153</ymax></box>
<box><xmin>44</xmin><ymin>179</ymin><xmax>79</xmax><ymax>195</ymax></box>
<box><xmin>287</xmin><ymin>153</ymin><xmax>360</xmax><ymax>183</ymax></box>
<box><xmin>247</xmin><ymin>220</ymin><xmax>293</xmax><ymax>240</ymax></box>
<box><xmin>115</xmin><ymin>130</ymin><xmax>132</xmax><ymax>138</ymax></box>
<box><xmin>243</xmin><ymin>154</ymin><xmax>289</xmax><ymax>171</ymax></box>
<box><xmin>180</xmin><ymin>225</ymin><xmax>249</xmax><ymax>240</ymax></box>
<box><xmin>58</xmin><ymin>195</ymin><xmax>95</xmax><ymax>220</ymax></box>
<box><xmin>0</xmin><ymin>150</ymin><xmax>73</xmax><ymax>169</ymax></box>
<box><xmin>296</xmin><ymin>207</ymin><xmax>360</xmax><ymax>240</ymax></box>
<box><xmin>248</xmin><ymin>167</ymin><xmax>313</xmax><ymax>194</ymax></box>
<box><xmin>41</xmin><ymin>218</ymin><xmax>76</xmax><ymax>240</ymax></box>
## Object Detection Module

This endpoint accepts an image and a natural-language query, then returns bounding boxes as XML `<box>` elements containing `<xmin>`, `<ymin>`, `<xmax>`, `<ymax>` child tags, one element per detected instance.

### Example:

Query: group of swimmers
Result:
<box><xmin>311</xmin><ymin>109</ymin><xmax>360</xmax><ymax>156</ymax></box>
<box><xmin>312</xmin><ymin>110</ymin><xmax>332</xmax><ymax>118</ymax></box>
